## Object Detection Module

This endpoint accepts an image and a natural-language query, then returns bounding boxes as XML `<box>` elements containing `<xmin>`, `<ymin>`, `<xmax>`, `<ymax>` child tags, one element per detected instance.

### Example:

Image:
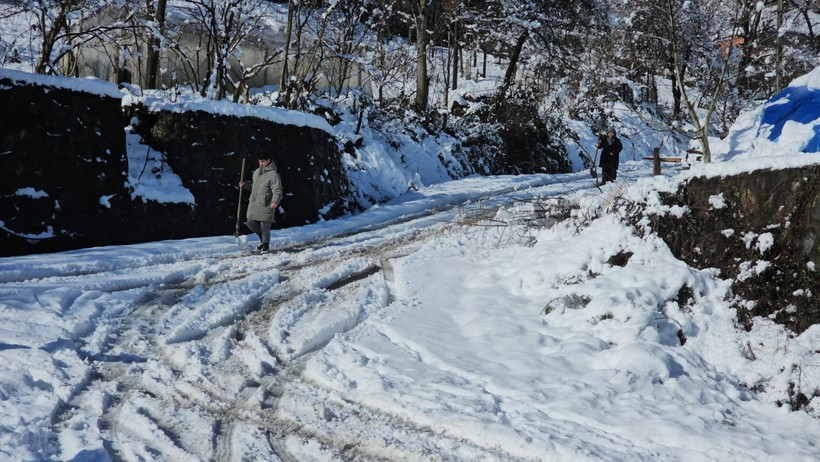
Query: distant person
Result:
<box><xmin>596</xmin><ymin>128</ymin><xmax>623</xmax><ymax>185</ymax></box>
<box><xmin>240</xmin><ymin>156</ymin><xmax>283</xmax><ymax>252</ymax></box>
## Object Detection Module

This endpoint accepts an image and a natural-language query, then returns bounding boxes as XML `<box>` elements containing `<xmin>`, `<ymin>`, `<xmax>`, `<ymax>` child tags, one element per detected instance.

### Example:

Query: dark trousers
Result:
<box><xmin>601</xmin><ymin>165</ymin><xmax>617</xmax><ymax>184</ymax></box>
<box><xmin>246</xmin><ymin>219</ymin><xmax>272</xmax><ymax>244</ymax></box>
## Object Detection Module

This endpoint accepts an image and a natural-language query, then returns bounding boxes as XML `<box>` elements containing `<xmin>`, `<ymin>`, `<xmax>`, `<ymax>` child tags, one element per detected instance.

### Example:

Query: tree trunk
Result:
<box><xmin>145</xmin><ymin>0</ymin><xmax>167</xmax><ymax>89</ymax></box>
<box><xmin>414</xmin><ymin>0</ymin><xmax>429</xmax><ymax>112</ymax></box>
<box><xmin>791</xmin><ymin>2</ymin><xmax>817</xmax><ymax>53</ymax></box>
<box><xmin>279</xmin><ymin>0</ymin><xmax>295</xmax><ymax>92</ymax></box>
<box><xmin>443</xmin><ymin>29</ymin><xmax>451</xmax><ymax>105</ymax></box>
<box><xmin>737</xmin><ymin>1</ymin><xmax>762</xmax><ymax>93</ymax></box>
<box><xmin>495</xmin><ymin>29</ymin><xmax>528</xmax><ymax>107</ymax></box>
<box><xmin>670</xmin><ymin>63</ymin><xmax>682</xmax><ymax>119</ymax></box>
<box><xmin>451</xmin><ymin>21</ymin><xmax>458</xmax><ymax>91</ymax></box>
<box><xmin>665</xmin><ymin>0</ymin><xmax>716</xmax><ymax>163</ymax></box>
<box><xmin>775</xmin><ymin>0</ymin><xmax>783</xmax><ymax>93</ymax></box>
<box><xmin>34</xmin><ymin>1</ymin><xmax>73</xmax><ymax>74</ymax></box>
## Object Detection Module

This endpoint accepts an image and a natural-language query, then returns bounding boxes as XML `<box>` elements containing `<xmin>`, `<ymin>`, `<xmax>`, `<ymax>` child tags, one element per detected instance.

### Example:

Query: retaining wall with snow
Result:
<box><xmin>0</xmin><ymin>69</ymin><xmax>348</xmax><ymax>257</ymax></box>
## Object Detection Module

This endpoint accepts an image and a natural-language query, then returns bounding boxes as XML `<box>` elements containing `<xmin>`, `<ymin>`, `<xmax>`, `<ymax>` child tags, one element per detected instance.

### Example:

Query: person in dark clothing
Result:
<box><xmin>596</xmin><ymin>128</ymin><xmax>623</xmax><ymax>185</ymax></box>
<box><xmin>240</xmin><ymin>156</ymin><xmax>283</xmax><ymax>252</ymax></box>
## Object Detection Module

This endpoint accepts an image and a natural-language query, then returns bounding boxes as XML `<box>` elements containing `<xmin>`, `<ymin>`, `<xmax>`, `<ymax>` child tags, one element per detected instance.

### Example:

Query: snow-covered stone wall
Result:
<box><xmin>649</xmin><ymin>165</ymin><xmax>820</xmax><ymax>333</ymax></box>
<box><xmin>125</xmin><ymin>102</ymin><xmax>349</xmax><ymax>234</ymax></box>
<box><xmin>0</xmin><ymin>71</ymin><xmax>134</xmax><ymax>256</ymax></box>
<box><xmin>0</xmin><ymin>70</ymin><xmax>350</xmax><ymax>257</ymax></box>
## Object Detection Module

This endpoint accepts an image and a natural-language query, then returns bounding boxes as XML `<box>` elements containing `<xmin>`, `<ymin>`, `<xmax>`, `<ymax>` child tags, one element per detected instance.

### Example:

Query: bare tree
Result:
<box><xmin>182</xmin><ymin>0</ymin><xmax>274</xmax><ymax>100</ymax></box>
<box><xmin>313</xmin><ymin>0</ymin><xmax>373</xmax><ymax>97</ymax></box>
<box><xmin>31</xmin><ymin>0</ymin><xmax>78</xmax><ymax>74</ymax></box>
<box><xmin>144</xmin><ymin>0</ymin><xmax>167</xmax><ymax>89</ymax></box>
<box><xmin>0</xmin><ymin>2</ymin><xmax>29</xmax><ymax>65</ymax></box>
<box><xmin>787</xmin><ymin>0</ymin><xmax>817</xmax><ymax>54</ymax></box>
<box><xmin>413</xmin><ymin>0</ymin><xmax>430</xmax><ymax>112</ymax></box>
<box><xmin>717</xmin><ymin>0</ymin><xmax>816</xmax><ymax>99</ymax></box>
<box><xmin>25</xmin><ymin>0</ymin><xmax>139</xmax><ymax>76</ymax></box>
<box><xmin>279</xmin><ymin>0</ymin><xmax>314</xmax><ymax>108</ymax></box>
<box><xmin>481</xmin><ymin>0</ymin><xmax>603</xmax><ymax>111</ymax></box>
<box><xmin>358</xmin><ymin>0</ymin><xmax>416</xmax><ymax>105</ymax></box>
<box><xmin>229</xmin><ymin>51</ymin><xmax>281</xmax><ymax>103</ymax></box>
<box><xmin>661</xmin><ymin>0</ymin><xmax>742</xmax><ymax>163</ymax></box>
<box><xmin>279</xmin><ymin>0</ymin><xmax>295</xmax><ymax>92</ymax></box>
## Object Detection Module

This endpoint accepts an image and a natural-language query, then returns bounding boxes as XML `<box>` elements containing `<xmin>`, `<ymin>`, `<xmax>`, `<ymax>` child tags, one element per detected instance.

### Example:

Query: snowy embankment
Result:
<box><xmin>2</xmin><ymin>162</ymin><xmax>820</xmax><ymax>461</ymax></box>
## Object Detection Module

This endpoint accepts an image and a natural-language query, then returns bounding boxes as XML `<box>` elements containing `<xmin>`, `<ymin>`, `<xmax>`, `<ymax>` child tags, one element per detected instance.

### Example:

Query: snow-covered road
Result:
<box><xmin>3</xmin><ymin>164</ymin><xmax>820</xmax><ymax>461</ymax></box>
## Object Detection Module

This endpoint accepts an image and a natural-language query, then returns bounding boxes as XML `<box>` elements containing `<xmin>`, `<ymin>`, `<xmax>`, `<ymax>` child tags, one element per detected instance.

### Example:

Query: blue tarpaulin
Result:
<box><xmin>759</xmin><ymin>85</ymin><xmax>820</xmax><ymax>153</ymax></box>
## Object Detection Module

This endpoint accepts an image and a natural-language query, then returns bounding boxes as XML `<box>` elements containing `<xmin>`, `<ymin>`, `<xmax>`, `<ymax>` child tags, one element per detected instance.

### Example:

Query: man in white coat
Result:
<box><xmin>240</xmin><ymin>155</ymin><xmax>283</xmax><ymax>252</ymax></box>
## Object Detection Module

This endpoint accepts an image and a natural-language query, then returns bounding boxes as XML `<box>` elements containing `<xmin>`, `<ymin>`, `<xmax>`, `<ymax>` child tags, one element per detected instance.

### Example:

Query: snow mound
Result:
<box><xmin>715</xmin><ymin>65</ymin><xmax>820</xmax><ymax>162</ymax></box>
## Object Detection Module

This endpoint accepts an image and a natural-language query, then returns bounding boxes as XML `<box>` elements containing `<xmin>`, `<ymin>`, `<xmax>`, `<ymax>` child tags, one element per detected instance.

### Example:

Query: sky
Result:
<box><xmin>2</xmin><ymin>62</ymin><xmax>820</xmax><ymax>460</ymax></box>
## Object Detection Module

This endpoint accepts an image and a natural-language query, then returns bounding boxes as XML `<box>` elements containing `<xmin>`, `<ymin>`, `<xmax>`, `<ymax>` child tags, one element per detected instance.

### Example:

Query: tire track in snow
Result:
<box><xmin>225</xmin><ymin>225</ymin><xmax>457</xmax><ymax>461</ymax></box>
<box><xmin>50</xmin><ymin>218</ymin><xmax>443</xmax><ymax>460</ymax></box>
<box><xmin>49</xmin><ymin>252</ymin><xmax>283</xmax><ymax>460</ymax></box>
<box><xmin>49</xmin><ymin>183</ymin><xmax>599</xmax><ymax>461</ymax></box>
<box><xmin>208</xmin><ymin>202</ymin><xmax>513</xmax><ymax>460</ymax></box>
<box><xmin>246</xmin><ymin>207</ymin><xmax>552</xmax><ymax>460</ymax></box>
<box><xmin>254</xmin><ymin>196</ymin><xmax>599</xmax><ymax>460</ymax></box>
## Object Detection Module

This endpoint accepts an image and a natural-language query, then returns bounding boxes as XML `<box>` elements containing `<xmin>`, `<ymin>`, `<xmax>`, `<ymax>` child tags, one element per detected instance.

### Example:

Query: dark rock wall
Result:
<box><xmin>649</xmin><ymin>165</ymin><xmax>820</xmax><ymax>333</ymax></box>
<box><xmin>0</xmin><ymin>76</ymin><xmax>349</xmax><ymax>257</ymax></box>
<box><xmin>0</xmin><ymin>76</ymin><xmax>132</xmax><ymax>255</ymax></box>
<box><xmin>128</xmin><ymin>105</ymin><xmax>349</xmax><ymax>237</ymax></box>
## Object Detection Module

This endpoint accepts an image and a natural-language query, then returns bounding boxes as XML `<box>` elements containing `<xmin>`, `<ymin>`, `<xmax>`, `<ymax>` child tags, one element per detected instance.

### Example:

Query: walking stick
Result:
<box><xmin>591</xmin><ymin>141</ymin><xmax>603</xmax><ymax>192</ymax></box>
<box><xmin>590</xmin><ymin>145</ymin><xmax>600</xmax><ymax>180</ymax></box>
<box><xmin>235</xmin><ymin>157</ymin><xmax>247</xmax><ymax>242</ymax></box>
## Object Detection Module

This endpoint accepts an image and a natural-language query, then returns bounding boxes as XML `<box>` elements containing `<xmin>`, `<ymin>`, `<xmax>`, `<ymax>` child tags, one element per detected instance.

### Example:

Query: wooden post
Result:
<box><xmin>775</xmin><ymin>0</ymin><xmax>783</xmax><ymax>93</ymax></box>
<box><xmin>653</xmin><ymin>147</ymin><xmax>661</xmax><ymax>176</ymax></box>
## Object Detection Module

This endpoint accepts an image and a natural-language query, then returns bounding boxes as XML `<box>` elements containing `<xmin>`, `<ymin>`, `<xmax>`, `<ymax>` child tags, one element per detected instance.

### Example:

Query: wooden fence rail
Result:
<box><xmin>642</xmin><ymin>148</ymin><xmax>703</xmax><ymax>175</ymax></box>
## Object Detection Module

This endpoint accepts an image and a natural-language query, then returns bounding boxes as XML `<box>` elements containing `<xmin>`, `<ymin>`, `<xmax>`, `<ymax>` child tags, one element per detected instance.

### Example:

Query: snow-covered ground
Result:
<box><xmin>3</xmin><ymin>5</ymin><xmax>820</xmax><ymax>456</ymax></box>
<box><xmin>2</xmin><ymin>158</ymin><xmax>820</xmax><ymax>461</ymax></box>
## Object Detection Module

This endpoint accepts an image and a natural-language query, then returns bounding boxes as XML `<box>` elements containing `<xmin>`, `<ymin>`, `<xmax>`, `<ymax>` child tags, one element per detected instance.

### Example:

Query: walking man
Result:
<box><xmin>240</xmin><ymin>155</ymin><xmax>283</xmax><ymax>252</ymax></box>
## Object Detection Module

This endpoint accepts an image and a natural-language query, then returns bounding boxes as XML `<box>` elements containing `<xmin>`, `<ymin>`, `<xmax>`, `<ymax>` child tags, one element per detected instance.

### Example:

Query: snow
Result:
<box><xmin>708</xmin><ymin>193</ymin><xmax>727</xmax><ymax>209</ymax></box>
<box><xmin>0</xmin><ymin>67</ymin><xmax>123</xmax><ymax>99</ymax></box>
<box><xmin>2</xmin><ymin>154</ymin><xmax>820</xmax><ymax>460</ymax></box>
<box><xmin>125</xmin><ymin>125</ymin><xmax>195</xmax><ymax>204</ymax></box>
<box><xmin>122</xmin><ymin>87</ymin><xmax>335</xmax><ymax>135</ymax></box>
<box><xmin>715</xmin><ymin>64</ymin><xmax>820</xmax><ymax>161</ymax></box>
<box><xmin>3</xmin><ymin>17</ymin><xmax>820</xmax><ymax>460</ymax></box>
<box><xmin>14</xmin><ymin>187</ymin><xmax>49</xmax><ymax>199</ymax></box>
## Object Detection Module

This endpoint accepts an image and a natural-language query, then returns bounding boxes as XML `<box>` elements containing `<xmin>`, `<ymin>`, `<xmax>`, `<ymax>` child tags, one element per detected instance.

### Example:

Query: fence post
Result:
<box><xmin>653</xmin><ymin>147</ymin><xmax>661</xmax><ymax>176</ymax></box>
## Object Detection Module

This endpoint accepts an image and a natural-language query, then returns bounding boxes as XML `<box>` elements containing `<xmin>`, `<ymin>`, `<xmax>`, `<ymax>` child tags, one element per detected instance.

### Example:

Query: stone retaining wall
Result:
<box><xmin>650</xmin><ymin>165</ymin><xmax>820</xmax><ymax>333</ymax></box>
<box><xmin>0</xmin><ymin>73</ymin><xmax>349</xmax><ymax>257</ymax></box>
